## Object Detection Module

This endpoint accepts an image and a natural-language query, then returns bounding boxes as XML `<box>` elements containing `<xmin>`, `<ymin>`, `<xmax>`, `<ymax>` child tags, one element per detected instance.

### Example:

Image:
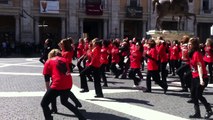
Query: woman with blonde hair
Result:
<box><xmin>41</xmin><ymin>49</ymin><xmax>85</xmax><ymax>120</ymax></box>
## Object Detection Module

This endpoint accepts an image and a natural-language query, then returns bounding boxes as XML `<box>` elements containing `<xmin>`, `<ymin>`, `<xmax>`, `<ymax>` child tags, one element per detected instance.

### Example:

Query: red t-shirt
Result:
<box><xmin>170</xmin><ymin>45</ymin><xmax>180</xmax><ymax>60</ymax></box>
<box><xmin>62</xmin><ymin>50</ymin><xmax>73</xmax><ymax>64</ymax></box>
<box><xmin>89</xmin><ymin>46</ymin><xmax>101</xmax><ymax>68</ymax></box>
<box><xmin>203</xmin><ymin>46</ymin><xmax>213</xmax><ymax>63</ymax></box>
<box><xmin>43</xmin><ymin>56</ymin><xmax>72</xmax><ymax>90</ymax></box>
<box><xmin>158</xmin><ymin>44</ymin><xmax>168</xmax><ymax>63</ymax></box>
<box><xmin>130</xmin><ymin>48</ymin><xmax>142</xmax><ymax>68</ymax></box>
<box><xmin>181</xmin><ymin>45</ymin><xmax>189</xmax><ymax>62</ymax></box>
<box><xmin>147</xmin><ymin>48</ymin><xmax>158</xmax><ymax>70</ymax></box>
<box><xmin>77</xmin><ymin>43</ymin><xmax>84</xmax><ymax>58</ymax></box>
<box><xmin>111</xmin><ymin>46</ymin><xmax>120</xmax><ymax>63</ymax></box>
<box><xmin>100</xmin><ymin>46</ymin><xmax>109</xmax><ymax>64</ymax></box>
<box><xmin>190</xmin><ymin>51</ymin><xmax>207</xmax><ymax>78</ymax></box>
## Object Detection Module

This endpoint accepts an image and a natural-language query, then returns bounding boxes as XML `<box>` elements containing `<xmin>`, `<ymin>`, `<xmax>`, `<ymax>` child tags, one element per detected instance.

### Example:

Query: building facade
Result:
<box><xmin>0</xmin><ymin>0</ymin><xmax>213</xmax><ymax>45</ymax></box>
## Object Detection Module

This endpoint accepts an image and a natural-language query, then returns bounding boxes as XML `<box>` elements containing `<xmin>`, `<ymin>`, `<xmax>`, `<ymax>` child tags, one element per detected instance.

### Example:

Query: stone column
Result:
<box><xmin>68</xmin><ymin>0</ymin><xmax>79</xmax><ymax>41</ymax></box>
<box><xmin>148</xmin><ymin>0</ymin><xmax>155</xmax><ymax>30</ymax></box>
<box><xmin>103</xmin><ymin>19</ymin><xmax>108</xmax><ymax>39</ymax></box>
<box><xmin>79</xmin><ymin>18</ymin><xmax>84</xmax><ymax>38</ymax></box>
<box><xmin>111</xmin><ymin>0</ymin><xmax>120</xmax><ymax>38</ymax></box>
<box><xmin>186</xmin><ymin>1</ymin><xmax>195</xmax><ymax>34</ymax></box>
<box><xmin>61</xmin><ymin>18</ymin><xmax>66</xmax><ymax>39</ymax></box>
<box><xmin>21</xmin><ymin>0</ymin><xmax>34</xmax><ymax>43</ymax></box>
<box><xmin>143</xmin><ymin>21</ymin><xmax>146</xmax><ymax>36</ymax></box>
<box><xmin>15</xmin><ymin>15</ymin><xmax>20</xmax><ymax>43</ymax></box>
<box><xmin>120</xmin><ymin>20</ymin><xmax>124</xmax><ymax>40</ymax></box>
<box><xmin>34</xmin><ymin>17</ymin><xmax>40</xmax><ymax>44</ymax></box>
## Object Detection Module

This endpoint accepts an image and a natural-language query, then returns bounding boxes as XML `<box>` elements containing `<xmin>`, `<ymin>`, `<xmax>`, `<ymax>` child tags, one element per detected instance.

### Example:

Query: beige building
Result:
<box><xmin>0</xmin><ymin>0</ymin><xmax>212</xmax><ymax>45</ymax></box>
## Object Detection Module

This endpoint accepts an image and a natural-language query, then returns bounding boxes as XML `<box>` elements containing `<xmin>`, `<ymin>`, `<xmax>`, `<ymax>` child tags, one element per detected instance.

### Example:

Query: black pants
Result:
<box><xmin>170</xmin><ymin>60</ymin><xmax>180</xmax><ymax>75</ymax></box>
<box><xmin>81</xmin><ymin>66</ymin><xmax>103</xmax><ymax>96</ymax></box>
<box><xmin>205</xmin><ymin>62</ymin><xmax>213</xmax><ymax>82</ymax></box>
<box><xmin>100</xmin><ymin>64</ymin><xmax>108</xmax><ymax>85</ymax></box>
<box><xmin>129</xmin><ymin>68</ymin><xmax>143</xmax><ymax>85</ymax></box>
<box><xmin>110</xmin><ymin>62</ymin><xmax>121</xmax><ymax>77</ymax></box>
<box><xmin>160</xmin><ymin>62</ymin><xmax>168</xmax><ymax>86</ymax></box>
<box><xmin>41</xmin><ymin>88</ymin><xmax>85</xmax><ymax>120</ymax></box>
<box><xmin>191</xmin><ymin>77</ymin><xmax>210</xmax><ymax>108</ymax></box>
<box><xmin>176</xmin><ymin>62</ymin><xmax>191</xmax><ymax>89</ymax></box>
<box><xmin>146</xmin><ymin>70</ymin><xmax>165</xmax><ymax>92</ymax></box>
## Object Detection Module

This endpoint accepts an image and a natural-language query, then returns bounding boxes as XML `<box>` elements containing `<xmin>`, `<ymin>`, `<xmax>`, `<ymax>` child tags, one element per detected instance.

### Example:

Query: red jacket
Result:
<box><xmin>147</xmin><ymin>47</ymin><xmax>158</xmax><ymax>71</ymax></box>
<box><xmin>111</xmin><ymin>46</ymin><xmax>120</xmax><ymax>63</ymax></box>
<box><xmin>158</xmin><ymin>44</ymin><xmax>168</xmax><ymax>63</ymax></box>
<box><xmin>170</xmin><ymin>45</ymin><xmax>180</xmax><ymax>60</ymax></box>
<box><xmin>43</xmin><ymin>56</ymin><xmax>72</xmax><ymax>90</ymax></box>
<box><xmin>190</xmin><ymin>51</ymin><xmax>207</xmax><ymax>78</ymax></box>
<box><xmin>130</xmin><ymin>48</ymin><xmax>142</xmax><ymax>68</ymax></box>
<box><xmin>100</xmin><ymin>46</ymin><xmax>109</xmax><ymax>64</ymax></box>
<box><xmin>89</xmin><ymin>46</ymin><xmax>101</xmax><ymax>68</ymax></box>
<box><xmin>62</xmin><ymin>50</ymin><xmax>74</xmax><ymax>64</ymax></box>
<box><xmin>77</xmin><ymin>43</ymin><xmax>84</xmax><ymax>58</ymax></box>
<box><xmin>203</xmin><ymin>46</ymin><xmax>213</xmax><ymax>63</ymax></box>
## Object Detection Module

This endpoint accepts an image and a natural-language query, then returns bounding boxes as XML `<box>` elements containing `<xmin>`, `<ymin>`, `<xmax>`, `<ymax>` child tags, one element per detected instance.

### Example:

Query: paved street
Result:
<box><xmin>0</xmin><ymin>58</ymin><xmax>212</xmax><ymax>120</ymax></box>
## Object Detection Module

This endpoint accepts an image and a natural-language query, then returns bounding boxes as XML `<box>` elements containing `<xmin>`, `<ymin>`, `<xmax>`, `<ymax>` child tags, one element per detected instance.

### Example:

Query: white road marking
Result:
<box><xmin>0</xmin><ymin>86</ymin><xmax>188</xmax><ymax>120</ymax></box>
<box><xmin>0</xmin><ymin>72</ymin><xmax>80</xmax><ymax>76</ymax></box>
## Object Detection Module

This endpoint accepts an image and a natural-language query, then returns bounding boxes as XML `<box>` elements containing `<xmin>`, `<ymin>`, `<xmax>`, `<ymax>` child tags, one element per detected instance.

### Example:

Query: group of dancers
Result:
<box><xmin>39</xmin><ymin>35</ymin><xmax>213</xmax><ymax>119</ymax></box>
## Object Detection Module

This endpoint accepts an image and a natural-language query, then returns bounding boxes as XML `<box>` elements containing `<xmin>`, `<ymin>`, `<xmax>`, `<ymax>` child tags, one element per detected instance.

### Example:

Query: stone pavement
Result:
<box><xmin>0</xmin><ymin>58</ymin><xmax>212</xmax><ymax>120</ymax></box>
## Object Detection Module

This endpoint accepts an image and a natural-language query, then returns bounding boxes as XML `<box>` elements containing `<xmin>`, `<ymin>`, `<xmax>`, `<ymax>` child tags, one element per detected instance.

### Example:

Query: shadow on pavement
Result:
<box><xmin>80</xmin><ymin>109</ymin><xmax>131</xmax><ymax>120</ymax></box>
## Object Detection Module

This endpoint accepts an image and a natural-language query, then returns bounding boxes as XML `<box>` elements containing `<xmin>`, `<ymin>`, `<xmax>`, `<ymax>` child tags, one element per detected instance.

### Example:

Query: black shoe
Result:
<box><xmin>88</xmin><ymin>79</ymin><xmax>93</xmax><ymax>82</ymax></box>
<box><xmin>204</xmin><ymin>111</ymin><xmax>213</xmax><ymax>119</ymax></box>
<box><xmin>102</xmin><ymin>84</ymin><xmax>108</xmax><ymax>87</ymax></box>
<box><xmin>189</xmin><ymin>113</ymin><xmax>201</xmax><ymax>118</ymax></box>
<box><xmin>120</xmin><ymin>76</ymin><xmax>126</xmax><ymax>79</ymax></box>
<box><xmin>179</xmin><ymin>89</ymin><xmax>188</xmax><ymax>92</ymax></box>
<box><xmin>75</xmin><ymin>103</ymin><xmax>82</xmax><ymax>108</ymax></box>
<box><xmin>50</xmin><ymin>109</ymin><xmax>57</xmax><ymax>114</ymax></box>
<box><xmin>164</xmin><ymin>86</ymin><xmax>168</xmax><ymax>94</ymax></box>
<box><xmin>80</xmin><ymin>89</ymin><xmax>89</xmax><ymax>93</ymax></box>
<box><xmin>187</xmin><ymin>99</ymin><xmax>194</xmax><ymax>103</ymax></box>
<box><xmin>143</xmin><ymin>89</ymin><xmax>151</xmax><ymax>93</ymax></box>
<box><xmin>94</xmin><ymin>95</ymin><xmax>104</xmax><ymax>98</ymax></box>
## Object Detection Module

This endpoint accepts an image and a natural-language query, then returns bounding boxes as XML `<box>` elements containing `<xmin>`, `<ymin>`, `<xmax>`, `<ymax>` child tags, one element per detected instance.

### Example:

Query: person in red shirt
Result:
<box><xmin>176</xmin><ymin>36</ymin><xmax>191</xmax><ymax>92</ymax></box>
<box><xmin>58</xmin><ymin>38</ymin><xmax>82</xmax><ymax>108</ymax></box>
<box><xmin>143</xmin><ymin>39</ymin><xmax>167</xmax><ymax>93</ymax></box>
<box><xmin>188</xmin><ymin>37</ymin><xmax>212</xmax><ymax>119</ymax></box>
<box><xmin>79</xmin><ymin>42</ymin><xmax>94</xmax><ymax>92</ymax></box>
<box><xmin>80</xmin><ymin>38</ymin><xmax>104</xmax><ymax>98</ymax></box>
<box><xmin>119</xmin><ymin>39</ymin><xmax>130</xmax><ymax>79</ymax></box>
<box><xmin>128</xmin><ymin>42</ymin><xmax>143</xmax><ymax>87</ymax></box>
<box><xmin>77</xmin><ymin>38</ymin><xmax>85</xmax><ymax>59</ymax></box>
<box><xmin>110</xmin><ymin>40</ymin><xmax>121</xmax><ymax>78</ymax></box>
<box><xmin>203</xmin><ymin>38</ymin><xmax>213</xmax><ymax>83</ymax></box>
<box><xmin>41</xmin><ymin>49</ymin><xmax>85</xmax><ymax>120</ymax></box>
<box><xmin>100</xmin><ymin>40</ymin><xmax>110</xmax><ymax>87</ymax></box>
<box><xmin>170</xmin><ymin>40</ymin><xmax>181</xmax><ymax>76</ymax></box>
<box><xmin>157</xmin><ymin>38</ymin><xmax>169</xmax><ymax>88</ymax></box>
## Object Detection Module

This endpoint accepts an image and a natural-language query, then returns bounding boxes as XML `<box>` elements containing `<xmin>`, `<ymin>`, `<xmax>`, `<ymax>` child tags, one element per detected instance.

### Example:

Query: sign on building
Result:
<box><xmin>40</xmin><ymin>1</ymin><xmax>59</xmax><ymax>14</ymax></box>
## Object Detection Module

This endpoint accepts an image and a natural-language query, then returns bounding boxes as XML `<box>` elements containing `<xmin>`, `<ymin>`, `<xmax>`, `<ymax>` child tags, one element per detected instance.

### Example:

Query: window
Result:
<box><xmin>86</xmin><ymin>0</ymin><xmax>101</xmax><ymax>4</ymax></box>
<box><xmin>128</xmin><ymin>0</ymin><xmax>140</xmax><ymax>7</ymax></box>
<box><xmin>0</xmin><ymin>0</ymin><xmax>8</xmax><ymax>4</ymax></box>
<box><xmin>203</xmin><ymin>0</ymin><xmax>209</xmax><ymax>11</ymax></box>
<box><xmin>130</xmin><ymin>0</ymin><xmax>137</xmax><ymax>7</ymax></box>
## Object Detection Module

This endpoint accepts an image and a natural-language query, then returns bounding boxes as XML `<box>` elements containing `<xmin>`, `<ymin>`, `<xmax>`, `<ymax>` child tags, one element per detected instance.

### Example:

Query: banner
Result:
<box><xmin>40</xmin><ymin>1</ymin><xmax>59</xmax><ymax>13</ymax></box>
